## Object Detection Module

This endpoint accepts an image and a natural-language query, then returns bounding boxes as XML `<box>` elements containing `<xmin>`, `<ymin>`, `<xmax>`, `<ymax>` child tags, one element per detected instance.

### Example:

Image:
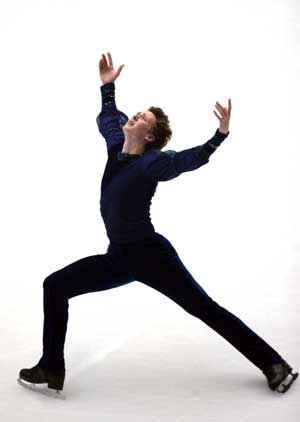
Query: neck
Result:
<box><xmin>122</xmin><ymin>135</ymin><xmax>145</xmax><ymax>155</ymax></box>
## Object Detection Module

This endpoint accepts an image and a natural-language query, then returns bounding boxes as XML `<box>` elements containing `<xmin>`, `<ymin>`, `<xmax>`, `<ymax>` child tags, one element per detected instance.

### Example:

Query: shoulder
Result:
<box><xmin>140</xmin><ymin>149</ymin><xmax>178</xmax><ymax>182</ymax></box>
<box><xmin>141</xmin><ymin>149</ymin><xmax>177</xmax><ymax>165</ymax></box>
<box><xmin>143</xmin><ymin>149</ymin><xmax>176</xmax><ymax>160</ymax></box>
<box><xmin>142</xmin><ymin>149</ymin><xmax>177</xmax><ymax>164</ymax></box>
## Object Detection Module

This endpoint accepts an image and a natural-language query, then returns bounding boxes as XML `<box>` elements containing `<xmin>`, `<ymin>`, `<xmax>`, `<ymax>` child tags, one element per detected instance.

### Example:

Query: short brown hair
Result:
<box><xmin>145</xmin><ymin>106</ymin><xmax>172</xmax><ymax>151</ymax></box>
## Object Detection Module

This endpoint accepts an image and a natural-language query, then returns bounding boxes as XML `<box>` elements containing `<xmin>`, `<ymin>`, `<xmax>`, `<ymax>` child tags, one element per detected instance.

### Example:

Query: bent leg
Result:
<box><xmin>38</xmin><ymin>248</ymin><xmax>135</xmax><ymax>370</ymax></box>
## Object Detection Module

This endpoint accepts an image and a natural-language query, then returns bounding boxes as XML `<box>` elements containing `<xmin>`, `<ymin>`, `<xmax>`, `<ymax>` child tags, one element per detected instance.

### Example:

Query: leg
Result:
<box><xmin>38</xmin><ymin>244</ymin><xmax>135</xmax><ymax>370</ymax></box>
<box><xmin>127</xmin><ymin>233</ymin><xmax>283</xmax><ymax>372</ymax></box>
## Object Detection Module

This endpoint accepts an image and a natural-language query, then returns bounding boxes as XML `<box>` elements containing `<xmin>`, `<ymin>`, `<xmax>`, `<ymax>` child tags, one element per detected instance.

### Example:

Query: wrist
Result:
<box><xmin>101</xmin><ymin>78</ymin><xmax>116</xmax><ymax>86</ymax></box>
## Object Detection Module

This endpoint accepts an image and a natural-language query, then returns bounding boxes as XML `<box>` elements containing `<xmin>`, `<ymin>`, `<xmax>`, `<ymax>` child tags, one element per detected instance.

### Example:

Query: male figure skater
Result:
<box><xmin>18</xmin><ymin>52</ymin><xmax>298</xmax><ymax>398</ymax></box>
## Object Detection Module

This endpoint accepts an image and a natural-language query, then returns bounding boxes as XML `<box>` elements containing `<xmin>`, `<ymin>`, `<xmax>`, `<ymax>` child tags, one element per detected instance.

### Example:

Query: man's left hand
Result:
<box><xmin>214</xmin><ymin>99</ymin><xmax>232</xmax><ymax>134</ymax></box>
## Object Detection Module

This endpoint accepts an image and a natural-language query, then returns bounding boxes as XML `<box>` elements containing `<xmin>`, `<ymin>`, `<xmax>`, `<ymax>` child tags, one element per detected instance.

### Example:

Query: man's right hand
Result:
<box><xmin>99</xmin><ymin>52</ymin><xmax>125</xmax><ymax>85</ymax></box>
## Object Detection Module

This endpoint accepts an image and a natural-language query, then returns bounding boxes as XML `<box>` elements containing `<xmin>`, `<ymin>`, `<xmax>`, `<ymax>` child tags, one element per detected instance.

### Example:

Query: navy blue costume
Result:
<box><xmin>97</xmin><ymin>82</ymin><xmax>229</xmax><ymax>244</ymax></box>
<box><xmin>38</xmin><ymin>82</ymin><xmax>283</xmax><ymax>372</ymax></box>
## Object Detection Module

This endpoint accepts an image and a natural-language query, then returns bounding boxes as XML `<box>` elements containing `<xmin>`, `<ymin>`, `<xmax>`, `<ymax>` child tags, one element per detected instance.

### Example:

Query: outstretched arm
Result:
<box><xmin>144</xmin><ymin>129</ymin><xmax>230</xmax><ymax>182</ymax></box>
<box><xmin>144</xmin><ymin>99</ymin><xmax>232</xmax><ymax>182</ymax></box>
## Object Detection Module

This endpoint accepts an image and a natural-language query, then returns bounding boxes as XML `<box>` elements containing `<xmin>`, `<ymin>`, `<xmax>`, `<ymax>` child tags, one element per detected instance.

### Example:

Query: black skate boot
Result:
<box><xmin>263</xmin><ymin>360</ymin><xmax>298</xmax><ymax>393</ymax></box>
<box><xmin>18</xmin><ymin>364</ymin><xmax>66</xmax><ymax>399</ymax></box>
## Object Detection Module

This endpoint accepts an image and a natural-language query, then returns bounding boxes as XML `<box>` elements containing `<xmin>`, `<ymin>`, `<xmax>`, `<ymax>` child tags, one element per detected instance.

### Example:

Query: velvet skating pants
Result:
<box><xmin>38</xmin><ymin>232</ymin><xmax>283</xmax><ymax>371</ymax></box>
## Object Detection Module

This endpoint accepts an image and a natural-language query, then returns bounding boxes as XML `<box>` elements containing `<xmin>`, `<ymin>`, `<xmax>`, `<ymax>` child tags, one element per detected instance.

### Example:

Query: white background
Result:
<box><xmin>0</xmin><ymin>0</ymin><xmax>299</xmax><ymax>420</ymax></box>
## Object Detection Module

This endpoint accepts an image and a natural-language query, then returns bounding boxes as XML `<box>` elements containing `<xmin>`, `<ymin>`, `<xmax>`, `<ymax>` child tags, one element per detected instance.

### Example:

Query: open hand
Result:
<box><xmin>213</xmin><ymin>99</ymin><xmax>232</xmax><ymax>134</ymax></box>
<box><xmin>99</xmin><ymin>52</ymin><xmax>125</xmax><ymax>85</ymax></box>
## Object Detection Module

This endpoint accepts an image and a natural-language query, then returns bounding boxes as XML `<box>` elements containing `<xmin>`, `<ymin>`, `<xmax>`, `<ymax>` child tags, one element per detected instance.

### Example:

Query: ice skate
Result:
<box><xmin>18</xmin><ymin>364</ymin><xmax>66</xmax><ymax>400</ymax></box>
<box><xmin>263</xmin><ymin>360</ymin><xmax>298</xmax><ymax>393</ymax></box>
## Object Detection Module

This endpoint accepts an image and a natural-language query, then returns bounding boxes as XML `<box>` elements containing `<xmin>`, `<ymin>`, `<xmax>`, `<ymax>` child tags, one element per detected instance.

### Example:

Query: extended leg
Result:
<box><xmin>129</xmin><ymin>234</ymin><xmax>284</xmax><ymax>372</ymax></box>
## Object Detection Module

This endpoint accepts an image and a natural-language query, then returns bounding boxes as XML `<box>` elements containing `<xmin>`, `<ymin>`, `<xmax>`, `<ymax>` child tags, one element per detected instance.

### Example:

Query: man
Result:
<box><xmin>18</xmin><ymin>52</ymin><xmax>298</xmax><ymax>398</ymax></box>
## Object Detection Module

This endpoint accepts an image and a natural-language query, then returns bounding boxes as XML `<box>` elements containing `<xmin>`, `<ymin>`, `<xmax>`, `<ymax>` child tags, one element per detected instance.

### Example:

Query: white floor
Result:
<box><xmin>2</xmin><ymin>281</ymin><xmax>299</xmax><ymax>422</ymax></box>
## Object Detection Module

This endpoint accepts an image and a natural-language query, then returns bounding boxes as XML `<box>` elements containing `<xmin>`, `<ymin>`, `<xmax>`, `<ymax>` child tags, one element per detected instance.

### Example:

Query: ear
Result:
<box><xmin>145</xmin><ymin>134</ymin><xmax>155</xmax><ymax>143</ymax></box>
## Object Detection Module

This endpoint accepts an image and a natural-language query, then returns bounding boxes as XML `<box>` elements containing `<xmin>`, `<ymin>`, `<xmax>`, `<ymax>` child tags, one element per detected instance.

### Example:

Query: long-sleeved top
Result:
<box><xmin>96</xmin><ymin>82</ymin><xmax>230</xmax><ymax>244</ymax></box>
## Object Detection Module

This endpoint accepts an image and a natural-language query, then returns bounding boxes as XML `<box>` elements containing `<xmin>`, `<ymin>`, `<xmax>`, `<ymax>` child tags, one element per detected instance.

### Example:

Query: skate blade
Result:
<box><xmin>17</xmin><ymin>378</ymin><xmax>66</xmax><ymax>400</ymax></box>
<box><xmin>276</xmin><ymin>372</ymin><xmax>298</xmax><ymax>393</ymax></box>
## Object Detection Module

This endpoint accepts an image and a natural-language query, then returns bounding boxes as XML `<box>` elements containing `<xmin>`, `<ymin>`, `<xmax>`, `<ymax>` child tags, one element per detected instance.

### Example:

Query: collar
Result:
<box><xmin>117</xmin><ymin>151</ymin><xmax>143</xmax><ymax>162</ymax></box>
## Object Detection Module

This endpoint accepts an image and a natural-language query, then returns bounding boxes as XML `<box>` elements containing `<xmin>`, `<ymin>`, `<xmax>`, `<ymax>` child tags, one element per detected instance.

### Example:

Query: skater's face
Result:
<box><xmin>123</xmin><ymin>110</ymin><xmax>157</xmax><ymax>144</ymax></box>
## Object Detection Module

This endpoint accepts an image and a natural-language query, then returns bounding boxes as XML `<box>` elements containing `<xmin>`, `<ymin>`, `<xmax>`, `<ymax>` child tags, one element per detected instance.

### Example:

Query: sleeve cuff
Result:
<box><xmin>208</xmin><ymin>128</ymin><xmax>230</xmax><ymax>148</ymax></box>
<box><xmin>100</xmin><ymin>82</ymin><xmax>115</xmax><ymax>92</ymax></box>
<box><xmin>215</xmin><ymin>128</ymin><xmax>229</xmax><ymax>140</ymax></box>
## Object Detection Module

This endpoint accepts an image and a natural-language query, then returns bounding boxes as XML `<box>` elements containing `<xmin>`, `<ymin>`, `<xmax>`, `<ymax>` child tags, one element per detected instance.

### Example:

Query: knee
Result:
<box><xmin>43</xmin><ymin>274</ymin><xmax>60</xmax><ymax>290</ymax></box>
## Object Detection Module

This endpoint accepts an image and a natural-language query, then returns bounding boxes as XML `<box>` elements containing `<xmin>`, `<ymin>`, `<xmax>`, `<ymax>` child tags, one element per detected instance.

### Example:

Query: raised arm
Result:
<box><xmin>97</xmin><ymin>51</ymin><xmax>125</xmax><ymax>117</ymax></box>
<box><xmin>96</xmin><ymin>52</ymin><xmax>128</xmax><ymax>149</ymax></box>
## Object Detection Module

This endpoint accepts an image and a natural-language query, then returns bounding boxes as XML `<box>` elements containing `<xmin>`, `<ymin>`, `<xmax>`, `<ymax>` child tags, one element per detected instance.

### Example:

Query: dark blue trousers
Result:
<box><xmin>38</xmin><ymin>232</ymin><xmax>283</xmax><ymax>372</ymax></box>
